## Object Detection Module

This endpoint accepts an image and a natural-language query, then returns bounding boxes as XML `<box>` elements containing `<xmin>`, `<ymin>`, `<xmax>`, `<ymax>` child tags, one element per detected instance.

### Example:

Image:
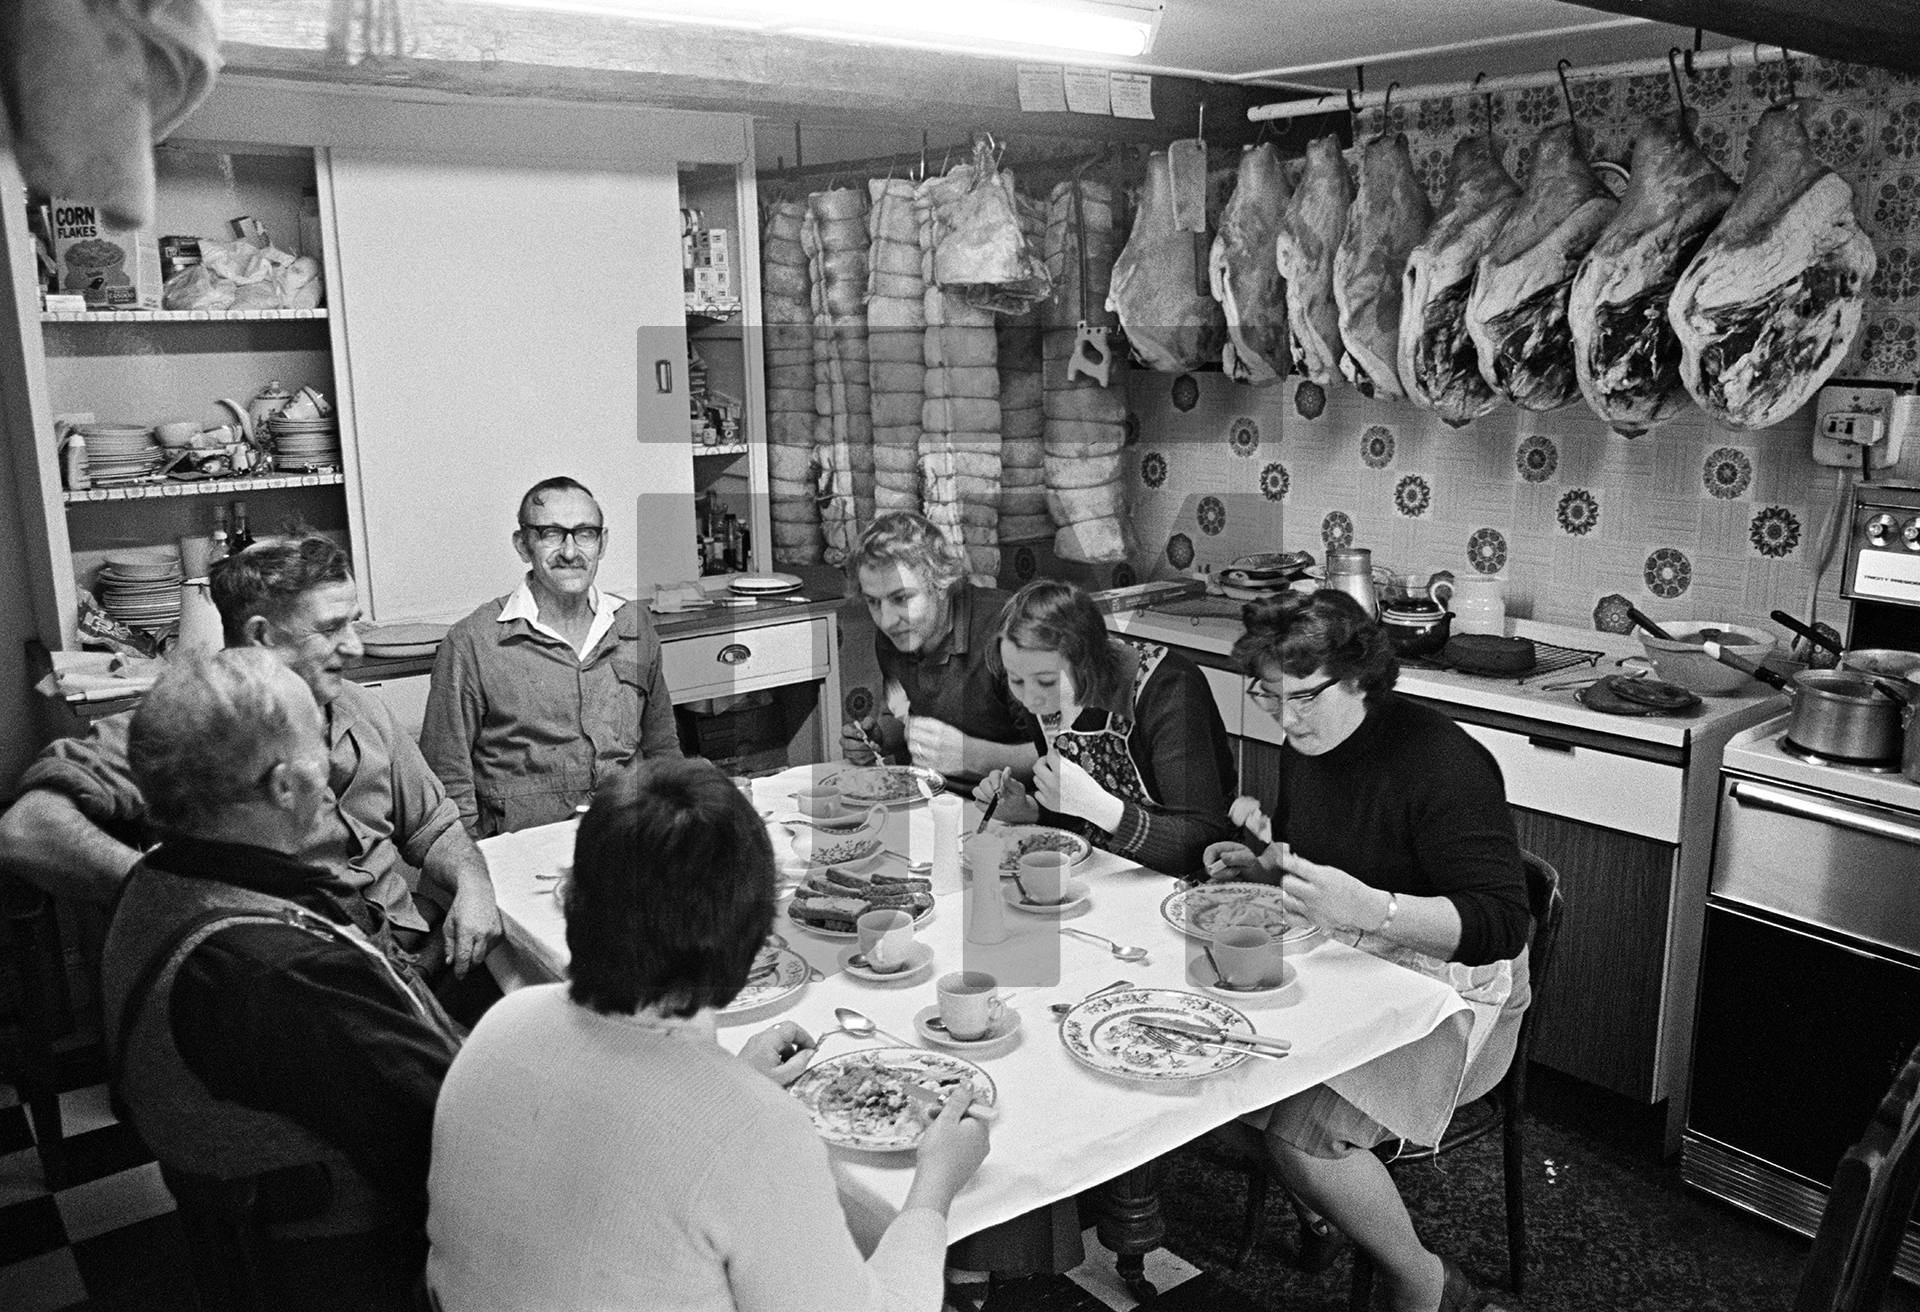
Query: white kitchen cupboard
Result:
<box><xmin>1</xmin><ymin>78</ymin><xmax>771</xmax><ymax>644</ymax></box>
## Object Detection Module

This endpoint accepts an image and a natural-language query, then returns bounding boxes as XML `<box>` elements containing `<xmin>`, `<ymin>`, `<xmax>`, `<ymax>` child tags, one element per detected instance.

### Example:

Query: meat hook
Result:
<box><xmin>1667</xmin><ymin>48</ymin><xmax>1689</xmax><ymax>134</ymax></box>
<box><xmin>1556</xmin><ymin>59</ymin><xmax>1578</xmax><ymax>123</ymax></box>
<box><xmin>1781</xmin><ymin>47</ymin><xmax>1799</xmax><ymax>103</ymax></box>
<box><xmin>1472</xmin><ymin>71</ymin><xmax>1493</xmax><ymax>140</ymax></box>
<box><xmin>1373</xmin><ymin>82</ymin><xmax>1399</xmax><ymax>140</ymax></box>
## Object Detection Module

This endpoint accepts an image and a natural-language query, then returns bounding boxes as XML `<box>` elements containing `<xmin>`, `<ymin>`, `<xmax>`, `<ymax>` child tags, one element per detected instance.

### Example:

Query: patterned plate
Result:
<box><xmin>1058</xmin><ymin>988</ymin><xmax>1254</xmax><ymax>1082</ymax></box>
<box><xmin>994</xmin><ymin>825</ymin><xmax>1093</xmax><ymax>872</ymax></box>
<box><xmin>821</xmin><ymin>764</ymin><xmax>944</xmax><ymax>806</ymax></box>
<box><xmin>788</xmin><ymin>1047</ymin><xmax>996</xmax><ymax>1151</ymax></box>
<box><xmin>718</xmin><ymin>946</ymin><xmax>811</xmax><ymax>1018</ymax></box>
<box><xmin>1160</xmin><ymin>882</ymin><xmax>1318</xmax><ymax>943</ymax></box>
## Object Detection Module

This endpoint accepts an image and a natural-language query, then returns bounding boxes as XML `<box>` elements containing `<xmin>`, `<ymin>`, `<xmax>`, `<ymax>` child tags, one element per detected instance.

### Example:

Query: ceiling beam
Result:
<box><xmin>215</xmin><ymin>1</ymin><xmax>1287</xmax><ymax>145</ymax></box>
<box><xmin>1559</xmin><ymin>0</ymin><xmax>1919</xmax><ymax>74</ymax></box>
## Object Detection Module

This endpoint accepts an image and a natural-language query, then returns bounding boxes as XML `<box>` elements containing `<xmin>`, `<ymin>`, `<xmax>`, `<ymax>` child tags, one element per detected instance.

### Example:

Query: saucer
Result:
<box><xmin>839</xmin><ymin>941</ymin><xmax>934</xmax><ymax>984</ymax></box>
<box><xmin>1002</xmin><ymin>877</ymin><xmax>1090</xmax><ymax>915</ymax></box>
<box><xmin>1191</xmin><ymin>953</ymin><xmax>1295</xmax><ymax>997</ymax></box>
<box><xmin>914</xmin><ymin>1004</ymin><xmax>1023</xmax><ymax>1053</ymax></box>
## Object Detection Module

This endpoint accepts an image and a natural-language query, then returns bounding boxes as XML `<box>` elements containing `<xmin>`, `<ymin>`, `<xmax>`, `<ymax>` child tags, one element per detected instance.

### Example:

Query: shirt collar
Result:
<box><xmin>497</xmin><ymin>578</ymin><xmax>621</xmax><ymax>658</ymax></box>
<box><xmin>920</xmin><ymin>580</ymin><xmax>974</xmax><ymax>665</ymax></box>
<box><xmin>145</xmin><ymin>832</ymin><xmax>368</xmax><ymax>928</ymax></box>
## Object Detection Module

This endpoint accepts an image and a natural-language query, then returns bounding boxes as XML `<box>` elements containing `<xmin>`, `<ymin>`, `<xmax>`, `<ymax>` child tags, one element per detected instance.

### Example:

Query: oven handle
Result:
<box><xmin>1729</xmin><ymin>780</ymin><xmax>1920</xmax><ymax>848</ymax></box>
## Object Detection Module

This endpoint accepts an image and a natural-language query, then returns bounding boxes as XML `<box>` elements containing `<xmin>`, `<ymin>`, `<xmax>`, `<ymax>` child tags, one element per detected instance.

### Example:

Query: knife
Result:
<box><xmin>902</xmin><ymin>1083</ymin><xmax>1001</xmax><ymax>1123</ymax></box>
<box><xmin>1137</xmin><ymin>1016</ymin><xmax>1292</xmax><ymax>1053</ymax></box>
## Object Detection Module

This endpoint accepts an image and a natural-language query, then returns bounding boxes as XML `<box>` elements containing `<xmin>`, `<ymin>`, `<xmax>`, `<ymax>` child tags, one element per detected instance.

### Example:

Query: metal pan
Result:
<box><xmin>1708</xmin><ymin>640</ymin><xmax>1906</xmax><ymax>763</ymax></box>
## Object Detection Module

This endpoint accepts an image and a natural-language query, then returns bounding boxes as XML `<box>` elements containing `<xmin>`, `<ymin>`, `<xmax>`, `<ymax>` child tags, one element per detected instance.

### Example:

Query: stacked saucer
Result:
<box><xmin>97</xmin><ymin>548</ymin><xmax>183</xmax><ymax>633</ymax></box>
<box><xmin>79</xmin><ymin>423</ymin><xmax>161</xmax><ymax>485</ymax></box>
<box><xmin>268</xmin><ymin>415</ymin><xmax>342</xmax><ymax>469</ymax></box>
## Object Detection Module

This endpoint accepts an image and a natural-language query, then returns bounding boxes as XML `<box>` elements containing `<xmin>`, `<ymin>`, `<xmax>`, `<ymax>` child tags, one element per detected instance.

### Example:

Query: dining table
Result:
<box><xmin>481</xmin><ymin>763</ymin><xmax>1476</xmax><ymax>1301</ymax></box>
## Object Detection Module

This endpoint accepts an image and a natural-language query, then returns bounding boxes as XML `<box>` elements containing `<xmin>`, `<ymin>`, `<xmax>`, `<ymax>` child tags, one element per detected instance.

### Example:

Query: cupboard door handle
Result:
<box><xmin>717</xmin><ymin>644</ymin><xmax>751</xmax><ymax>665</ymax></box>
<box><xmin>1526</xmin><ymin>735</ymin><xmax>1576</xmax><ymax>753</ymax></box>
<box><xmin>655</xmin><ymin>360</ymin><xmax>674</xmax><ymax>393</ymax></box>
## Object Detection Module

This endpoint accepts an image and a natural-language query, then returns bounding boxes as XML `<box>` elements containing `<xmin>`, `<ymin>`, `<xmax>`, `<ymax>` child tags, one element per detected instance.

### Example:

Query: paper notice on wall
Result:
<box><xmin>1018</xmin><ymin>64</ymin><xmax>1068</xmax><ymax>112</ymax></box>
<box><xmin>1064</xmin><ymin>66</ymin><xmax>1112</xmax><ymax>115</ymax></box>
<box><xmin>1110</xmin><ymin>72</ymin><xmax>1154</xmax><ymax>119</ymax></box>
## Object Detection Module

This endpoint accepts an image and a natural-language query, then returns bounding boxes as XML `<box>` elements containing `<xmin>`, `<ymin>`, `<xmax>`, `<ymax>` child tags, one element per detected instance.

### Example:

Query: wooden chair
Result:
<box><xmin>1218</xmin><ymin>852</ymin><xmax>1564</xmax><ymax>1300</ymax></box>
<box><xmin>1793</xmin><ymin>1037</ymin><xmax>1920</xmax><ymax>1312</ymax></box>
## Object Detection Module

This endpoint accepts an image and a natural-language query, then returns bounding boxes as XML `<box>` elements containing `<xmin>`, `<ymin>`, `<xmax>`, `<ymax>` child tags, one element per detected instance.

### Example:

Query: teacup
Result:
<box><xmin>154</xmin><ymin>421</ymin><xmax>199</xmax><ymax>448</ymax></box>
<box><xmin>1209</xmin><ymin>926</ymin><xmax>1286</xmax><ymax>989</ymax></box>
<box><xmin>856</xmin><ymin>909</ymin><xmax>915</xmax><ymax>974</ymax></box>
<box><xmin>936</xmin><ymin>970</ymin><xmax>1005</xmax><ymax>1040</ymax></box>
<box><xmin>1016</xmin><ymin>851</ymin><xmax>1071</xmax><ymax>905</ymax></box>
<box><xmin>796</xmin><ymin>785</ymin><xmax>842</xmax><ymax>818</ymax></box>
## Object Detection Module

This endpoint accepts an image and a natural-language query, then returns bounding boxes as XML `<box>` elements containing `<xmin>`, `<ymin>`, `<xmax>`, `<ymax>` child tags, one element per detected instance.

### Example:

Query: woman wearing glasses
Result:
<box><xmin>421</xmin><ymin>476</ymin><xmax>681</xmax><ymax>838</ymax></box>
<box><xmin>1205</xmin><ymin>589</ymin><xmax>1530</xmax><ymax>1312</ymax></box>
<box><xmin>972</xmin><ymin>579</ymin><xmax>1238</xmax><ymax>877</ymax></box>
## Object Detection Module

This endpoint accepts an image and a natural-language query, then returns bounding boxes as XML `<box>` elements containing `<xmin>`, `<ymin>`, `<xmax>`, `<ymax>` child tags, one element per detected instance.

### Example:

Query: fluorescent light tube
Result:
<box><xmin>467</xmin><ymin>0</ymin><xmax>1162</xmax><ymax>59</ymax></box>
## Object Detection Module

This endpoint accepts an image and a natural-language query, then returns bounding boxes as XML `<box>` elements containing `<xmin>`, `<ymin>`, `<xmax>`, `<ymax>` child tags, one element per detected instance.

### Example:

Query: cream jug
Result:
<box><xmin>1449</xmin><ymin>577</ymin><xmax>1507</xmax><ymax>636</ymax></box>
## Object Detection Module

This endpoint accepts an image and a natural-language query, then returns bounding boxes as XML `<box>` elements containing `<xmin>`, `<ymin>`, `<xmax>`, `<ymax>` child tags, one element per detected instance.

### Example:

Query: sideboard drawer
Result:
<box><xmin>1460</xmin><ymin>723</ymin><xmax>1684</xmax><ymax>842</ymax></box>
<box><xmin>663</xmin><ymin>619</ymin><xmax>829</xmax><ymax>703</ymax></box>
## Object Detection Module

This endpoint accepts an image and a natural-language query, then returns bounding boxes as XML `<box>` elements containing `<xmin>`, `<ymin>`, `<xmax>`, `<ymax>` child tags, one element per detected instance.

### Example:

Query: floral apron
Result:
<box><xmin>1047</xmin><ymin>640</ymin><xmax>1168</xmax><ymax>811</ymax></box>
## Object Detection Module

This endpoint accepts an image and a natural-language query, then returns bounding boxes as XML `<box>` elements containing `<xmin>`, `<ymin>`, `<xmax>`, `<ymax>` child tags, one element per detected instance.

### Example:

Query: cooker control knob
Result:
<box><xmin>1903</xmin><ymin>517</ymin><xmax>1920</xmax><ymax>551</ymax></box>
<box><xmin>1866</xmin><ymin>512</ymin><xmax>1899</xmax><ymax>547</ymax></box>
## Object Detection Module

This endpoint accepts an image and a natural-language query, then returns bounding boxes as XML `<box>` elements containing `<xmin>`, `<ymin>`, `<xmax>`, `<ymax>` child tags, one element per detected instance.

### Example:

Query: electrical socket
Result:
<box><xmin>1813</xmin><ymin>384</ymin><xmax>1905</xmax><ymax>468</ymax></box>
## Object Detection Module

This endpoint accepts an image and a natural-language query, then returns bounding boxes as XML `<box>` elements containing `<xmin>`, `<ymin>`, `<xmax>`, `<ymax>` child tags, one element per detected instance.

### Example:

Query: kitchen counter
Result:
<box><xmin>1110</xmin><ymin>607</ymin><xmax>1787</xmax><ymax>752</ymax></box>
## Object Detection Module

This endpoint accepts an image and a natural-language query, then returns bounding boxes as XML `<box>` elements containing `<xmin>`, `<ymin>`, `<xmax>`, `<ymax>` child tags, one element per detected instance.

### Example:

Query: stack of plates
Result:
<box><xmin>269</xmin><ymin>416</ymin><xmax>342</xmax><ymax>470</ymax></box>
<box><xmin>728</xmin><ymin>572</ymin><xmax>804</xmax><ymax>597</ymax></box>
<box><xmin>97</xmin><ymin>548</ymin><xmax>183</xmax><ymax>632</ymax></box>
<box><xmin>1218</xmin><ymin>552</ymin><xmax>1313</xmax><ymax>603</ymax></box>
<box><xmin>79</xmin><ymin>423</ymin><xmax>161</xmax><ymax>485</ymax></box>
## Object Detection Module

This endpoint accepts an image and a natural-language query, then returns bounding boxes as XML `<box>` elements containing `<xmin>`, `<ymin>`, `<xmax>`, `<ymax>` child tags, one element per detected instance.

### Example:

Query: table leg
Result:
<box><xmin>1096</xmin><ymin>1160</ymin><xmax>1165</xmax><ymax>1304</ymax></box>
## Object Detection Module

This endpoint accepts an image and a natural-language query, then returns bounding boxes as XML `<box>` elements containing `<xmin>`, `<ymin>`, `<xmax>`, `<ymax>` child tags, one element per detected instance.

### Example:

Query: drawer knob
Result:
<box><xmin>717</xmin><ymin>643</ymin><xmax>752</xmax><ymax>665</ymax></box>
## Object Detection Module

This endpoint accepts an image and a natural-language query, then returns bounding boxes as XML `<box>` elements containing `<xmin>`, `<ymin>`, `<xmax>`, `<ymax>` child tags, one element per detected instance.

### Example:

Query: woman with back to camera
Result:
<box><xmin>973</xmin><ymin>578</ymin><xmax>1238</xmax><ymax>877</ymax></box>
<box><xmin>424</xmin><ymin>756</ymin><xmax>990</xmax><ymax>1311</ymax></box>
<box><xmin>1206</xmin><ymin>590</ymin><xmax>1531</xmax><ymax>1312</ymax></box>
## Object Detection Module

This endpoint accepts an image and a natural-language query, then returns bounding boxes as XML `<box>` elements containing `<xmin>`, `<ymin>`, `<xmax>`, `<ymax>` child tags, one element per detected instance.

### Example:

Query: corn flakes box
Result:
<box><xmin>51</xmin><ymin>200</ymin><xmax>161</xmax><ymax>309</ymax></box>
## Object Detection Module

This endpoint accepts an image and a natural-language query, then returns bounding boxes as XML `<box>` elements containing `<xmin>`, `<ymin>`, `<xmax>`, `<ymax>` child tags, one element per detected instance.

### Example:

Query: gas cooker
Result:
<box><xmin>1723</xmin><ymin>715</ymin><xmax>1920</xmax><ymax>814</ymax></box>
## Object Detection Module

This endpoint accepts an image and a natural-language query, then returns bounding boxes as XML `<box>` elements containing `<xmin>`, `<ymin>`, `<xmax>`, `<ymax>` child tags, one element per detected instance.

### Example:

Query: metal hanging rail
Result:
<box><xmin>1247</xmin><ymin>40</ymin><xmax>1794</xmax><ymax>122</ymax></box>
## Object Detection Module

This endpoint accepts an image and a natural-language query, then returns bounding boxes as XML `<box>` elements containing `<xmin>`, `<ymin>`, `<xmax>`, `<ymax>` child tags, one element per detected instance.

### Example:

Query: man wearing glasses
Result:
<box><xmin>421</xmin><ymin>477</ymin><xmax>679</xmax><ymax>840</ymax></box>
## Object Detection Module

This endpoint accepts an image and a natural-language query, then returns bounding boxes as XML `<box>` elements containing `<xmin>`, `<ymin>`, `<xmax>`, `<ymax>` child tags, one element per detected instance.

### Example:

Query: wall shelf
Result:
<box><xmin>40</xmin><ymin>308</ymin><xmax>329</xmax><ymax>323</ymax></box>
<box><xmin>64</xmin><ymin>471</ymin><xmax>345</xmax><ymax>504</ymax></box>
<box><xmin>694</xmin><ymin>443</ymin><xmax>750</xmax><ymax>457</ymax></box>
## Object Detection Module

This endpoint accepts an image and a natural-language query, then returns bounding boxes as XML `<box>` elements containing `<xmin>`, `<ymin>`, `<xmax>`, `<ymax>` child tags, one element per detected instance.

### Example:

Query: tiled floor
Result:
<box><xmin>1</xmin><ymin>1073</ymin><xmax>1915</xmax><ymax>1312</ymax></box>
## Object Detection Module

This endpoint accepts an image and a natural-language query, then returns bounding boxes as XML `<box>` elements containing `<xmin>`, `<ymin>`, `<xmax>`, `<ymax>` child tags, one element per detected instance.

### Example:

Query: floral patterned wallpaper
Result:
<box><xmin>1123</xmin><ymin>371</ymin><xmax>1897</xmax><ymax>638</ymax></box>
<box><xmin>1351</xmin><ymin>53</ymin><xmax>1920</xmax><ymax>383</ymax></box>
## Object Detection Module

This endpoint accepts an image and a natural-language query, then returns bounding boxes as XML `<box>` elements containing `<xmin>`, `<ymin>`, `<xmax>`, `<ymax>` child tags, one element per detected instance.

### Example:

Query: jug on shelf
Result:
<box><xmin>246</xmin><ymin>381</ymin><xmax>294</xmax><ymax>435</ymax></box>
<box><xmin>175</xmin><ymin>579</ymin><xmax>224</xmax><ymax>658</ymax></box>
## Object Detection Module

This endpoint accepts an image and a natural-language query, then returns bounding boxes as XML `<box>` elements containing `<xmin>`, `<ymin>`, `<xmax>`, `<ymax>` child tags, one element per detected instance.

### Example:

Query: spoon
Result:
<box><xmin>816</xmin><ymin>1006</ymin><xmax>909</xmax><ymax>1048</ymax></box>
<box><xmin>1059</xmin><ymin>926</ymin><xmax>1149</xmax><ymax>963</ymax></box>
<box><xmin>1049</xmin><ymin>978</ymin><xmax>1137</xmax><ymax>1018</ymax></box>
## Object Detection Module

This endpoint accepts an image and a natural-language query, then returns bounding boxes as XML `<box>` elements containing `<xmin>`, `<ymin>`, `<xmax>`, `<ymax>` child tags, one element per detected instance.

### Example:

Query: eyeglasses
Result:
<box><xmin>1247</xmin><ymin>675</ymin><xmax>1340</xmax><ymax>710</ymax></box>
<box><xmin>520</xmin><ymin>523</ymin><xmax>604</xmax><ymax>549</ymax></box>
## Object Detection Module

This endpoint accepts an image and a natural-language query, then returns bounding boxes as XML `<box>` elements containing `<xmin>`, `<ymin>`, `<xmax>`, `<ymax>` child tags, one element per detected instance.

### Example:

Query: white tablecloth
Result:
<box><xmin>481</xmin><ymin>765</ymin><xmax>1473</xmax><ymax>1245</ymax></box>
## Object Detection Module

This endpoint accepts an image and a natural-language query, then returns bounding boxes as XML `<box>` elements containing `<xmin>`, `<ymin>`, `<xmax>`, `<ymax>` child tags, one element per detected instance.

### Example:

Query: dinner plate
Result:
<box><xmin>728</xmin><ymin>572</ymin><xmax>805</xmax><ymax>596</ymax></box>
<box><xmin>1058</xmin><ymin>988</ymin><xmax>1253</xmax><ymax>1082</ymax></box>
<box><xmin>786</xmin><ymin>899</ymin><xmax>934</xmax><ymax>940</ymax></box>
<box><xmin>788</xmin><ymin>833</ymin><xmax>886</xmax><ymax>871</ymax></box>
<box><xmin>820</xmin><ymin>764</ymin><xmax>943</xmax><ymax>807</ymax></box>
<box><xmin>359</xmin><ymin>622</ymin><xmax>449</xmax><ymax>659</ymax></box>
<box><xmin>718</xmin><ymin>946</ymin><xmax>811</xmax><ymax>1019</ymax></box>
<box><xmin>993</xmin><ymin>825</ymin><xmax>1093</xmax><ymax>872</ymax></box>
<box><xmin>838</xmin><ymin>941</ymin><xmax>935</xmax><ymax>984</ymax></box>
<box><xmin>788</xmin><ymin>1047</ymin><xmax>996</xmax><ymax>1151</ymax></box>
<box><xmin>1160</xmin><ymin>882</ymin><xmax>1318</xmax><ymax>943</ymax></box>
<box><xmin>914</xmin><ymin>1004</ymin><xmax>1022</xmax><ymax>1052</ymax></box>
<box><xmin>1002</xmin><ymin>878</ymin><xmax>1090</xmax><ymax>916</ymax></box>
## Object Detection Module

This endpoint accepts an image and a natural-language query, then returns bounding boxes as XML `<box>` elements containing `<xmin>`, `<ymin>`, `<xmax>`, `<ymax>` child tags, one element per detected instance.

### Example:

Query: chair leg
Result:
<box><xmin>1234</xmin><ymin>1162</ymin><xmax>1269</xmax><ymax>1269</ymax></box>
<box><xmin>1348</xmin><ymin>1248</ymin><xmax>1376</xmax><ymax>1312</ymax></box>
<box><xmin>1502</xmin><ymin>1099</ymin><xmax>1527</xmax><ymax>1295</ymax></box>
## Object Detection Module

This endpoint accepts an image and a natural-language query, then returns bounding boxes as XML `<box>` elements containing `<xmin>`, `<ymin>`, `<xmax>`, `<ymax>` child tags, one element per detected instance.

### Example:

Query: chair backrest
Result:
<box><xmin>1794</xmin><ymin>1038</ymin><xmax>1920</xmax><ymax>1312</ymax></box>
<box><xmin>1500</xmin><ymin>852</ymin><xmax>1565</xmax><ymax>1100</ymax></box>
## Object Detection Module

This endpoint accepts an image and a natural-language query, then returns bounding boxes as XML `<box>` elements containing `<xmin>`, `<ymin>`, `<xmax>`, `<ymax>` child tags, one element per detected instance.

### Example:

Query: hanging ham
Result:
<box><xmin>1569</xmin><ymin>117</ymin><xmax>1737</xmax><ymax>436</ymax></box>
<box><xmin>1669</xmin><ymin>103</ymin><xmax>1876</xmax><ymax>431</ymax></box>
<box><xmin>1109</xmin><ymin>149</ymin><xmax>1227</xmax><ymax>373</ymax></box>
<box><xmin>1334</xmin><ymin>132</ymin><xmax>1431</xmax><ymax>400</ymax></box>
<box><xmin>1209</xmin><ymin>142</ymin><xmax>1291</xmax><ymax>384</ymax></box>
<box><xmin>1466</xmin><ymin>123</ymin><xmax>1617</xmax><ymax>412</ymax></box>
<box><xmin>1398</xmin><ymin>132</ymin><xmax>1521</xmax><ymax>425</ymax></box>
<box><xmin>1273</xmin><ymin>135</ymin><xmax>1353</xmax><ymax>388</ymax></box>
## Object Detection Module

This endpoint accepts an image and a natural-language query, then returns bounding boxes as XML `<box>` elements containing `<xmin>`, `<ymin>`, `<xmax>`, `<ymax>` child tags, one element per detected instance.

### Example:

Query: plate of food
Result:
<box><xmin>992</xmin><ymin>825</ymin><xmax>1092</xmax><ymax>872</ymax></box>
<box><xmin>718</xmin><ymin>945</ymin><xmax>811</xmax><ymax>1019</ymax></box>
<box><xmin>786</xmin><ymin>866</ymin><xmax>935</xmax><ymax>938</ymax></box>
<box><xmin>1058</xmin><ymin>987</ymin><xmax>1254</xmax><ymax>1082</ymax></box>
<box><xmin>822</xmin><ymin>764</ymin><xmax>944</xmax><ymax>807</ymax></box>
<box><xmin>788</xmin><ymin>1048</ymin><xmax>996</xmax><ymax>1151</ymax></box>
<box><xmin>1160</xmin><ymin>882</ymin><xmax>1319</xmax><ymax>943</ymax></box>
<box><xmin>789</xmin><ymin>833</ymin><xmax>886</xmax><ymax>872</ymax></box>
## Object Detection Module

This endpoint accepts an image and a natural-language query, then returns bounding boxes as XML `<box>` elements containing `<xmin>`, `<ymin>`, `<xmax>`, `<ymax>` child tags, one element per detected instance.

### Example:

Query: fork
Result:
<box><xmin>1137</xmin><ymin>1022</ymin><xmax>1289</xmax><ymax>1063</ymax></box>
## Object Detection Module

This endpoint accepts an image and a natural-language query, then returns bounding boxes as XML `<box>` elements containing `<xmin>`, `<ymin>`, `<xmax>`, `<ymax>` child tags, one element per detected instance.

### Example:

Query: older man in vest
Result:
<box><xmin>101</xmin><ymin>648</ymin><xmax>463</xmax><ymax>1310</ymax></box>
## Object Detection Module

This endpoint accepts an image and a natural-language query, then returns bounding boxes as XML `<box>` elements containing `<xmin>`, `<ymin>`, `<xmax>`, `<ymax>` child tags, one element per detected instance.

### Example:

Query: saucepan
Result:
<box><xmin>1706</xmin><ymin>640</ymin><xmax>1914</xmax><ymax>764</ymax></box>
<box><xmin>1771</xmin><ymin>610</ymin><xmax>1920</xmax><ymax>681</ymax></box>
